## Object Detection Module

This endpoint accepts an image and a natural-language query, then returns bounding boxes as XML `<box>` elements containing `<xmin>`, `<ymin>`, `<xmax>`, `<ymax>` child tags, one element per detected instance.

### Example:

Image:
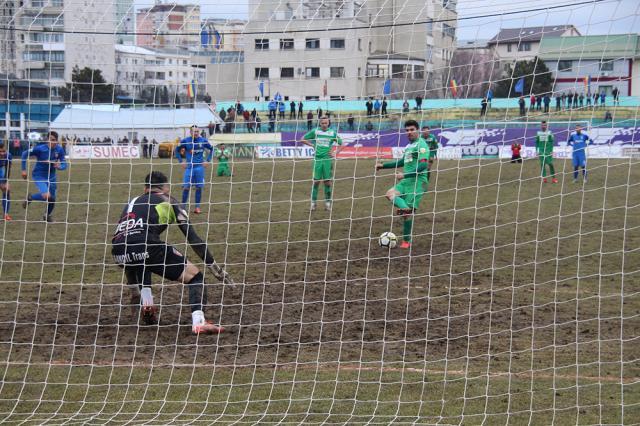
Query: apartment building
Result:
<box><xmin>243</xmin><ymin>0</ymin><xmax>458</xmax><ymax>101</ymax></box>
<box><xmin>136</xmin><ymin>3</ymin><xmax>200</xmax><ymax>49</ymax></box>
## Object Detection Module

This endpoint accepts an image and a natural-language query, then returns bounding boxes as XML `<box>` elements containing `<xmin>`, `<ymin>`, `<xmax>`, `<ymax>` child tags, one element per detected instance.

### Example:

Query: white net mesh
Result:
<box><xmin>0</xmin><ymin>0</ymin><xmax>639</xmax><ymax>423</ymax></box>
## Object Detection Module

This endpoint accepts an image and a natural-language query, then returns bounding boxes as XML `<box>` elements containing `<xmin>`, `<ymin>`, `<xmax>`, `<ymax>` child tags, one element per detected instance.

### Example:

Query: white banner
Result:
<box><xmin>256</xmin><ymin>146</ymin><xmax>315</xmax><ymax>159</ymax></box>
<box><xmin>69</xmin><ymin>145</ymin><xmax>141</xmax><ymax>159</ymax></box>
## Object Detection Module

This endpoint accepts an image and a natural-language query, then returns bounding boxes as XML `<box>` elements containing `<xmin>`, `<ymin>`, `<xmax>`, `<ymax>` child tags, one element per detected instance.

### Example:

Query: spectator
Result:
<box><xmin>243</xmin><ymin>109</ymin><xmax>251</xmax><ymax>131</ymax></box>
<box><xmin>561</xmin><ymin>92</ymin><xmax>567</xmax><ymax>109</ymax></box>
<box><xmin>289</xmin><ymin>100</ymin><xmax>296</xmax><ymax>119</ymax></box>
<box><xmin>511</xmin><ymin>140</ymin><xmax>523</xmax><ymax>163</ymax></box>
<box><xmin>268</xmin><ymin>100</ymin><xmax>277</xmax><ymax>119</ymax></box>
<box><xmin>579</xmin><ymin>93</ymin><xmax>584</xmax><ymax>108</ymax></box>
<box><xmin>251</xmin><ymin>108</ymin><xmax>257</xmax><ymax>119</ymax></box>
<box><xmin>415</xmin><ymin>95</ymin><xmax>423</xmax><ymax>110</ymax></box>
<box><xmin>555</xmin><ymin>94</ymin><xmax>562</xmax><ymax>111</ymax></box>
<box><xmin>486</xmin><ymin>89</ymin><xmax>493</xmax><ymax>108</ymax></box>
<box><xmin>530</xmin><ymin>94</ymin><xmax>536</xmax><ymax>110</ymax></box>
<box><xmin>268</xmin><ymin>115</ymin><xmax>275</xmax><ymax>133</ymax></box>
<box><xmin>317</xmin><ymin>107</ymin><xmax>323</xmax><ymax>118</ymax></box>
<box><xmin>586</xmin><ymin>92</ymin><xmax>592</xmax><ymax>107</ymax></box>
<box><xmin>518</xmin><ymin>96</ymin><xmax>526</xmax><ymax>116</ymax></box>
<box><xmin>536</xmin><ymin>95</ymin><xmax>542</xmax><ymax>111</ymax></box>
<box><xmin>567</xmin><ymin>92</ymin><xmax>574</xmax><ymax>109</ymax></box>
<box><xmin>593</xmin><ymin>92</ymin><xmax>599</xmax><ymax>108</ymax></box>
<box><xmin>572</xmin><ymin>92</ymin><xmax>579</xmax><ymax>109</ymax></box>
<box><xmin>307</xmin><ymin>111</ymin><xmax>313</xmax><ymax>130</ymax></box>
<box><xmin>298</xmin><ymin>101</ymin><xmax>304</xmax><ymax>119</ymax></box>
<box><xmin>255</xmin><ymin>115</ymin><xmax>262</xmax><ymax>132</ymax></box>
<box><xmin>347</xmin><ymin>114</ymin><xmax>355</xmax><ymax>131</ymax></box>
<box><xmin>373</xmin><ymin>99</ymin><xmax>381</xmax><ymax>115</ymax></box>
<box><xmin>612</xmin><ymin>87</ymin><xmax>620</xmax><ymax>106</ymax></box>
<box><xmin>365</xmin><ymin>121</ymin><xmax>374</xmax><ymax>131</ymax></box>
<box><xmin>381</xmin><ymin>98</ymin><xmax>388</xmax><ymax>117</ymax></box>
<box><xmin>366</xmin><ymin>99</ymin><xmax>373</xmax><ymax>116</ymax></box>
<box><xmin>208</xmin><ymin>121</ymin><xmax>215</xmax><ymax>136</ymax></box>
<box><xmin>278</xmin><ymin>101</ymin><xmax>285</xmax><ymax>119</ymax></box>
<box><xmin>543</xmin><ymin>94</ymin><xmax>551</xmax><ymax>113</ymax></box>
<box><xmin>402</xmin><ymin>100</ymin><xmax>410</xmax><ymax>113</ymax></box>
<box><xmin>122</xmin><ymin>136</ymin><xmax>129</xmax><ymax>145</ymax></box>
<box><xmin>151</xmin><ymin>138</ymin><xmax>158</xmax><ymax>157</ymax></box>
<box><xmin>219</xmin><ymin>107</ymin><xmax>227</xmax><ymax>123</ymax></box>
<box><xmin>480</xmin><ymin>98</ymin><xmax>488</xmax><ymax>116</ymax></box>
<box><xmin>604</xmin><ymin>110</ymin><xmax>612</xmax><ymax>122</ymax></box>
<box><xmin>142</xmin><ymin>136</ymin><xmax>149</xmax><ymax>158</ymax></box>
<box><xmin>600</xmin><ymin>91</ymin><xmax>606</xmax><ymax>107</ymax></box>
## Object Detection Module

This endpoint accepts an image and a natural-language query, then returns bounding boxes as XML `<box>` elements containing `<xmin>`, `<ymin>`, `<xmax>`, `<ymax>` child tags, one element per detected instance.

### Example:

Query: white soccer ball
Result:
<box><xmin>379</xmin><ymin>231</ymin><xmax>397</xmax><ymax>249</ymax></box>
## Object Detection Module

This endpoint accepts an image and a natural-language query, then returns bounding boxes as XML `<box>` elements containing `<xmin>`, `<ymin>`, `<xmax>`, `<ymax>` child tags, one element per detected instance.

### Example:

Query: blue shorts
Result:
<box><xmin>0</xmin><ymin>169</ymin><xmax>6</xmax><ymax>185</ymax></box>
<box><xmin>183</xmin><ymin>166</ymin><xmax>205</xmax><ymax>188</ymax></box>
<box><xmin>34</xmin><ymin>176</ymin><xmax>57</xmax><ymax>197</ymax></box>
<box><xmin>572</xmin><ymin>153</ymin><xmax>586</xmax><ymax>168</ymax></box>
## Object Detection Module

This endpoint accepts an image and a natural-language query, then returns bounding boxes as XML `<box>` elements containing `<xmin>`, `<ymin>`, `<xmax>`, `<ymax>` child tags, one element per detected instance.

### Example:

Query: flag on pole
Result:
<box><xmin>258</xmin><ymin>81</ymin><xmax>264</xmax><ymax>97</ymax></box>
<box><xmin>450</xmin><ymin>79</ymin><xmax>458</xmax><ymax>97</ymax></box>
<box><xmin>514</xmin><ymin>77</ymin><xmax>525</xmax><ymax>94</ymax></box>
<box><xmin>585</xmin><ymin>75</ymin><xmax>591</xmax><ymax>94</ymax></box>
<box><xmin>186</xmin><ymin>80</ymin><xmax>195</xmax><ymax>98</ymax></box>
<box><xmin>322</xmin><ymin>80</ymin><xmax>328</xmax><ymax>97</ymax></box>
<box><xmin>213</xmin><ymin>30</ymin><xmax>223</xmax><ymax>50</ymax></box>
<box><xmin>383</xmin><ymin>78</ymin><xmax>391</xmax><ymax>96</ymax></box>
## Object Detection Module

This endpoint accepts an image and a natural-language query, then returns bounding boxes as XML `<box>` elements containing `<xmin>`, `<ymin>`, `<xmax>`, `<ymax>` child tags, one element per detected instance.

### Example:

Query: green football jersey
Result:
<box><xmin>403</xmin><ymin>137</ymin><xmax>430</xmax><ymax>179</ymax></box>
<box><xmin>216</xmin><ymin>148</ymin><xmax>231</xmax><ymax>163</ymax></box>
<box><xmin>424</xmin><ymin>134</ymin><xmax>438</xmax><ymax>157</ymax></box>
<box><xmin>303</xmin><ymin>128</ymin><xmax>342</xmax><ymax>159</ymax></box>
<box><xmin>535</xmin><ymin>131</ymin><xmax>554</xmax><ymax>155</ymax></box>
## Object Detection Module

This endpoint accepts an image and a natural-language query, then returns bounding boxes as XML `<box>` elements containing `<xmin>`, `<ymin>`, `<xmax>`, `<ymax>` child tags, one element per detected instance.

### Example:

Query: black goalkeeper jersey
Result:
<box><xmin>112</xmin><ymin>192</ymin><xmax>189</xmax><ymax>245</ymax></box>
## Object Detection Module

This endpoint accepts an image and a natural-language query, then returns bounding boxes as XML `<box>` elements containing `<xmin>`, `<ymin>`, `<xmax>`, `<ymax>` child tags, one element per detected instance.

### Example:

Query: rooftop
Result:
<box><xmin>538</xmin><ymin>34</ymin><xmax>639</xmax><ymax>60</ymax></box>
<box><xmin>488</xmin><ymin>25</ymin><xmax>578</xmax><ymax>44</ymax></box>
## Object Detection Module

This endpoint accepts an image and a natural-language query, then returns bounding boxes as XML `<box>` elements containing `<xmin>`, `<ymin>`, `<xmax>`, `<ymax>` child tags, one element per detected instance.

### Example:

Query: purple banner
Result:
<box><xmin>281</xmin><ymin>127</ymin><xmax>640</xmax><ymax>149</ymax></box>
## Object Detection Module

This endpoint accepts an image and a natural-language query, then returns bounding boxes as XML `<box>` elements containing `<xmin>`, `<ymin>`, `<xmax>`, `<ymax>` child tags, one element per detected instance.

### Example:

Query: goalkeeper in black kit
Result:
<box><xmin>111</xmin><ymin>172</ymin><xmax>234</xmax><ymax>335</ymax></box>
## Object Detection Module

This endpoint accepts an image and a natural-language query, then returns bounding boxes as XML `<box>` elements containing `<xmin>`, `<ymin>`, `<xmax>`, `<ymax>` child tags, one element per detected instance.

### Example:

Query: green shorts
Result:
<box><xmin>313</xmin><ymin>158</ymin><xmax>334</xmax><ymax>180</ymax></box>
<box><xmin>394</xmin><ymin>178</ymin><xmax>427</xmax><ymax>209</ymax></box>
<box><xmin>217</xmin><ymin>163</ymin><xmax>231</xmax><ymax>176</ymax></box>
<box><xmin>539</xmin><ymin>154</ymin><xmax>554</xmax><ymax>165</ymax></box>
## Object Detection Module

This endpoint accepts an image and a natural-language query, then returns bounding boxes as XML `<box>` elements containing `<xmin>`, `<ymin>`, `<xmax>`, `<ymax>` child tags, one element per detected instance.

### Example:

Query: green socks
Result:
<box><xmin>311</xmin><ymin>185</ymin><xmax>319</xmax><ymax>202</ymax></box>
<box><xmin>403</xmin><ymin>219</ymin><xmax>413</xmax><ymax>242</ymax></box>
<box><xmin>549</xmin><ymin>164</ymin><xmax>555</xmax><ymax>177</ymax></box>
<box><xmin>324</xmin><ymin>184</ymin><xmax>332</xmax><ymax>201</ymax></box>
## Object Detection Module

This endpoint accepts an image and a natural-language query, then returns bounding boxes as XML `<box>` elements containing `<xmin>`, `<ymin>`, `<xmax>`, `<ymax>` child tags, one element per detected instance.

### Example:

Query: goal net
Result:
<box><xmin>1</xmin><ymin>0</ymin><xmax>638</xmax><ymax>423</ymax></box>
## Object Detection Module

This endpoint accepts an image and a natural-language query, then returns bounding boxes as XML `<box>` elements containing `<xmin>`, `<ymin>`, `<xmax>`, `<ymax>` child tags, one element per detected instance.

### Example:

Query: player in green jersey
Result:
<box><xmin>300</xmin><ymin>116</ymin><xmax>343</xmax><ymax>211</ymax></box>
<box><xmin>421</xmin><ymin>125</ymin><xmax>439</xmax><ymax>182</ymax></box>
<box><xmin>376</xmin><ymin>120</ymin><xmax>430</xmax><ymax>249</ymax></box>
<box><xmin>536</xmin><ymin>121</ymin><xmax>557</xmax><ymax>183</ymax></box>
<box><xmin>215</xmin><ymin>144</ymin><xmax>232</xmax><ymax>177</ymax></box>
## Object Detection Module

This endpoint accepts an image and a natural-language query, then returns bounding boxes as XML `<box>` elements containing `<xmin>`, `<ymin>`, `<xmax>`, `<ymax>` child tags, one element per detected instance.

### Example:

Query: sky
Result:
<box><xmin>135</xmin><ymin>0</ymin><xmax>640</xmax><ymax>39</ymax></box>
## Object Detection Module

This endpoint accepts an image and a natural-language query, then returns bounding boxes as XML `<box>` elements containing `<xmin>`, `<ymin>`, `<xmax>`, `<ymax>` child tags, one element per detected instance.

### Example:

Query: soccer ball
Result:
<box><xmin>379</xmin><ymin>231</ymin><xmax>397</xmax><ymax>249</ymax></box>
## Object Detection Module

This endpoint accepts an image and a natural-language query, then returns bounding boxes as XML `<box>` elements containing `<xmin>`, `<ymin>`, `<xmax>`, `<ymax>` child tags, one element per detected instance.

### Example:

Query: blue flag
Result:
<box><xmin>213</xmin><ymin>30</ymin><xmax>222</xmax><ymax>50</ymax></box>
<box><xmin>383</xmin><ymin>79</ymin><xmax>391</xmax><ymax>96</ymax></box>
<box><xmin>486</xmin><ymin>88</ymin><xmax>493</xmax><ymax>99</ymax></box>
<box><xmin>514</xmin><ymin>78</ymin><xmax>525</xmax><ymax>94</ymax></box>
<box><xmin>258</xmin><ymin>81</ymin><xmax>264</xmax><ymax>97</ymax></box>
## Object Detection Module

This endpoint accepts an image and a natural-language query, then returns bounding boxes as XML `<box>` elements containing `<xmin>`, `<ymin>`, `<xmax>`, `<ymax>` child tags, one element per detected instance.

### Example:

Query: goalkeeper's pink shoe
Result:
<box><xmin>543</xmin><ymin>178</ymin><xmax>548</xmax><ymax>183</ymax></box>
<box><xmin>193</xmin><ymin>207</ymin><xmax>202</xmax><ymax>215</ymax></box>
<box><xmin>193</xmin><ymin>320</ymin><xmax>225</xmax><ymax>335</ymax></box>
<box><xmin>552</xmin><ymin>178</ymin><xmax>559</xmax><ymax>184</ymax></box>
<box><xmin>399</xmin><ymin>241</ymin><xmax>411</xmax><ymax>249</ymax></box>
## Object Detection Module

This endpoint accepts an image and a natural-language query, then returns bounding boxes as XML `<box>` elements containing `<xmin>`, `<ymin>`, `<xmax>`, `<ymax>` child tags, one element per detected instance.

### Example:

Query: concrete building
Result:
<box><xmin>201</xmin><ymin>19</ymin><xmax>246</xmax><ymax>52</ymax></box>
<box><xmin>115</xmin><ymin>0</ymin><xmax>135</xmax><ymax>45</ymax></box>
<box><xmin>0</xmin><ymin>1</ymin><xmax>18</xmax><ymax>76</ymax></box>
<box><xmin>243</xmin><ymin>0</ymin><xmax>457</xmax><ymax>101</ymax></box>
<box><xmin>136</xmin><ymin>3</ymin><xmax>200</xmax><ymax>49</ymax></box>
<box><xmin>538</xmin><ymin>34</ymin><xmax>639</xmax><ymax>97</ymax></box>
<box><xmin>191</xmin><ymin>51</ymin><xmax>245</xmax><ymax>102</ymax></box>
<box><xmin>115</xmin><ymin>44</ymin><xmax>206</xmax><ymax>100</ymax></box>
<box><xmin>488</xmin><ymin>25</ymin><xmax>581</xmax><ymax>62</ymax></box>
<box><xmin>11</xmin><ymin>0</ymin><xmax>116</xmax><ymax>89</ymax></box>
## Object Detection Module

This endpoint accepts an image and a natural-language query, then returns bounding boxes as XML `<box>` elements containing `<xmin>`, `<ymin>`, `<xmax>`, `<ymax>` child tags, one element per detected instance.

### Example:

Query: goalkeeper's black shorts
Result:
<box><xmin>112</xmin><ymin>242</ymin><xmax>187</xmax><ymax>284</ymax></box>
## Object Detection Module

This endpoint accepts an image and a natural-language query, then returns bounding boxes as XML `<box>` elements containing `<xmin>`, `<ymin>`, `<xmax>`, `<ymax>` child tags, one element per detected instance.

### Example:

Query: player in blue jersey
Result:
<box><xmin>567</xmin><ymin>124</ymin><xmax>593</xmax><ymax>183</ymax></box>
<box><xmin>0</xmin><ymin>143</ymin><xmax>13</xmax><ymax>221</ymax></box>
<box><xmin>175</xmin><ymin>125</ymin><xmax>214</xmax><ymax>214</ymax></box>
<box><xmin>21</xmin><ymin>131</ymin><xmax>67</xmax><ymax>222</ymax></box>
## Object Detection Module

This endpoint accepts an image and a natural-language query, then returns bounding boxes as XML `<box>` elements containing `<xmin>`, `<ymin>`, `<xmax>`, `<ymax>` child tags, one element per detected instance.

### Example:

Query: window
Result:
<box><xmin>518</xmin><ymin>42</ymin><xmax>531</xmax><ymax>51</ymax></box>
<box><xmin>305</xmin><ymin>67</ymin><xmax>320</xmax><ymax>78</ymax></box>
<box><xmin>183</xmin><ymin>60</ymin><xmax>187</xmax><ymax>65</ymax></box>
<box><xmin>21</xmin><ymin>14</ymin><xmax>63</xmax><ymax>26</ymax></box>
<box><xmin>255</xmin><ymin>67</ymin><xmax>269</xmax><ymax>78</ymax></box>
<box><xmin>413</xmin><ymin>65</ymin><xmax>424</xmax><ymax>79</ymax></box>
<box><xmin>255</xmin><ymin>38</ymin><xmax>269</xmax><ymax>50</ymax></box>
<box><xmin>426</xmin><ymin>46</ymin><xmax>433</xmax><ymax>63</ymax></box>
<box><xmin>392</xmin><ymin>64</ymin><xmax>406</xmax><ymax>78</ymax></box>
<box><xmin>558</xmin><ymin>60</ymin><xmax>572</xmax><ymax>72</ymax></box>
<box><xmin>305</xmin><ymin>38</ymin><xmax>320</xmax><ymax>49</ymax></box>
<box><xmin>279</xmin><ymin>38</ymin><xmax>294</xmax><ymax>50</ymax></box>
<box><xmin>366</xmin><ymin>64</ymin><xmax>388</xmax><ymax>78</ymax></box>
<box><xmin>305</xmin><ymin>96</ymin><xmax>320</xmax><ymax>100</ymax></box>
<box><xmin>600</xmin><ymin>61</ymin><xmax>614</xmax><ymax>71</ymax></box>
<box><xmin>443</xmin><ymin>0</ymin><xmax>456</xmax><ymax>11</ymax></box>
<box><xmin>29</xmin><ymin>32</ymin><xmax>64</xmax><ymax>43</ymax></box>
<box><xmin>358</xmin><ymin>38</ymin><xmax>362</xmax><ymax>50</ymax></box>
<box><xmin>183</xmin><ymin>72</ymin><xmax>187</xmax><ymax>77</ymax></box>
<box><xmin>280</xmin><ymin>67</ymin><xmax>294</xmax><ymax>78</ymax></box>
<box><xmin>426</xmin><ymin>21</ymin><xmax>433</xmax><ymax>35</ymax></box>
<box><xmin>28</xmin><ymin>68</ymin><xmax>64</xmax><ymax>79</ymax></box>
<box><xmin>330</xmin><ymin>95</ymin><xmax>345</xmax><ymax>101</ymax></box>
<box><xmin>330</xmin><ymin>67</ymin><xmax>345</xmax><ymax>78</ymax></box>
<box><xmin>507</xmin><ymin>43</ymin><xmax>512</xmax><ymax>52</ymax></box>
<box><xmin>22</xmin><ymin>50</ymin><xmax>64</xmax><ymax>61</ymax></box>
<box><xmin>442</xmin><ymin>23</ymin><xmax>455</xmax><ymax>38</ymax></box>
<box><xmin>330</xmin><ymin>39</ymin><xmax>345</xmax><ymax>49</ymax></box>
